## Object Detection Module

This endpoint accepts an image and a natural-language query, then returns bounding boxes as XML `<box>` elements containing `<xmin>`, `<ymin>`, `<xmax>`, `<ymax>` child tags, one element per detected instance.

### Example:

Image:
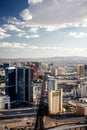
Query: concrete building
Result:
<box><xmin>76</xmin><ymin>103</ymin><xmax>87</xmax><ymax>116</ymax></box>
<box><xmin>80</xmin><ymin>81</ymin><xmax>87</xmax><ymax>97</ymax></box>
<box><xmin>5</xmin><ymin>67</ymin><xmax>34</xmax><ymax>103</ymax></box>
<box><xmin>51</xmin><ymin>67</ymin><xmax>65</xmax><ymax>76</ymax></box>
<box><xmin>78</xmin><ymin>64</ymin><xmax>85</xmax><ymax>77</ymax></box>
<box><xmin>48</xmin><ymin>88</ymin><xmax>63</xmax><ymax>115</ymax></box>
<box><xmin>57</xmin><ymin>68</ymin><xmax>65</xmax><ymax>75</ymax></box>
<box><xmin>51</xmin><ymin>68</ymin><xmax>58</xmax><ymax>76</ymax></box>
<box><xmin>0</xmin><ymin>93</ymin><xmax>10</xmax><ymax>110</ymax></box>
<box><xmin>73</xmin><ymin>80</ymin><xmax>87</xmax><ymax>98</ymax></box>
<box><xmin>33</xmin><ymin>83</ymin><xmax>41</xmax><ymax>104</ymax></box>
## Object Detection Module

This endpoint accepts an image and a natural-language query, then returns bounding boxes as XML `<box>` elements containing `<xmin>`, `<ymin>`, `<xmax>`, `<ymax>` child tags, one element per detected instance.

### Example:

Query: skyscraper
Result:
<box><xmin>48</xmin><ymin>88</ymin><xmax>63</xmax><ymax>115</ymax></box>
<box><xmin>78</xmin><ymin>64</ymin><xmax>85</xmax><ymax>77</ymax></box>
<box><xmin>47</xmin><ymin>78</ymin><xmax>58</xmax><ymax>90</ymax></box>
<box><xmin>5</xmin><ymin>67</ymin><xmax>33</xmax><ymax>103</ymax></box>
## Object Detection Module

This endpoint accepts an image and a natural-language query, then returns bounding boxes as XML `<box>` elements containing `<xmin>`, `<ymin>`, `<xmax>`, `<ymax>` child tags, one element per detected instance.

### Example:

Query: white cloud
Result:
<box><xmin>0</xmin><ymin>32</ymin><xmax>11</xmax><ymax>39</ymax></box>
<box><xmin>6</xmin><ymin>16</ymin><xmax>87</xmax><ymax>32</ymax></box>
<box><xmin>1</xmin><ymin>42</ymin><xmax>87</xmax><ymax>57</ymax></box>
<box><xmin>20</xmin><ymin>9</ymin><xmax>32</xmax><ymax>21</ymax></box>
<box><xmin>28</xmin><ymin>0</ymin><xmax>43</xmax><ymax>4</ymax></box>
<box><xmin>3</xmin><ymin>0</ymin><xmax>87</xmax><ymax>31</ymax></box>
<box><xmin>0</xmin><ymin>42</ymin><xmax>12</xmax><ymax>47</ymax></box>
<box><xmin>26</xmin><ymin>34</ymin><xmax>39</xmax><ymax>38</ymax></box>
<box><xmin>7</xmin><ymin>17</ymin><xmax>21</xmax><ymax>25</ymax></box>
<box><xmin>0</xmin><ymin>28</ymin><xmax>11</xmax><ymax>39</ymax></box>
<box><xmin>68</xmin><ymin>32</ymin><xmax>87</xmax><ymax>38</ymax></box>
<box><xmin>27</xmin><ymin>45</ymin><xmax>61</xmax><ymax>50</ymax></box>
<box><xmin>0</xmin><ymin>42</ymin><xmax>27</xmax><ymax>48</ymax></box>
<box><xmin>17</xmin><ymin>32</ymin><xmax>27</xmax><ymax>37</ymax></box>
<box><xmin>3</xmin><ymin>24</ymin><xmax>22</xmax><ymax>32</ymax></box>
<box><xmin>45</xmin><ymin>26</ymin><xmax>58</xmax><ymax>32</ymax></box>
<box><xmin>0</xmin><ymin>28</ymin><xmax>5</xmax><ymax>33</ymax></box>
<box><xmin>20</xmin><ymin>0</ymin><xmax>87</xmax><ymax>25</ymax></box>
<box><xmin>29</xmin><ymin>27</ymin><xmax>38</xmax><ymax>33</ymax></box>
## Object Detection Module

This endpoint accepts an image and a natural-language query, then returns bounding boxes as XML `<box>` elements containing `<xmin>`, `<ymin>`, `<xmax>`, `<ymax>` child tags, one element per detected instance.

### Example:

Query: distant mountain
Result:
<box><xmin>0</xmin><ymin>56</ymin><xmax>87</xmax><ymax>66</ymax></box>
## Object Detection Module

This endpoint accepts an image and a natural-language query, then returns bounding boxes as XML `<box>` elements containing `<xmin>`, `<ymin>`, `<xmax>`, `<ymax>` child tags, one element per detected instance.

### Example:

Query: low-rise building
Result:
<box><xmin>73</xmin><ymin>78</ymin><xmax>87</xmax><ymax>98</ymax></box>
<box><xmin>0</xmin><ymin>93</ymin><xmax>10</xmax><ymax>110</ymax></box>
<box><xmin>76</xmin><ymin>103</ymin><xmax>87</xmax><ymax>116</ymax></box>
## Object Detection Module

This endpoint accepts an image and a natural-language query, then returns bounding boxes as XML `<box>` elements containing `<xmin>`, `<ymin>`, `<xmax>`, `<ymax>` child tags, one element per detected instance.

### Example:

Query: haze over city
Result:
<box><xmin>0</xmin><ymin>0</ymin><xmax>87</xmax><ymax>58</ymax></box>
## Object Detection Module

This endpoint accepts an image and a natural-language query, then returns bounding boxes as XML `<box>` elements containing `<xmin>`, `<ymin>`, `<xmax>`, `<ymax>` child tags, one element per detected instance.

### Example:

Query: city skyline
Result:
<box><xmin>0</xmin><ymin>0</ymin><xmax>87</xmax><ymax>58</ymax></box>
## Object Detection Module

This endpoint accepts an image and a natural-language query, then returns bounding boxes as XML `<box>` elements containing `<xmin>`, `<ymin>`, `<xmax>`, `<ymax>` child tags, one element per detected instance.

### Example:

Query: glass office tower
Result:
<box><xmin>5</xmin><ymin>67</ymin><xmax>16</xmax><ymax>102</ymax></box>
<box><xmin>5</xmin><ymin>67</ymin><xmax>33</xmax><ymax>103</ymax></box>
<box><xmin>48</xmin><ymin>78</ymin><xmax>58</xmax><ymax>90</ymax></box>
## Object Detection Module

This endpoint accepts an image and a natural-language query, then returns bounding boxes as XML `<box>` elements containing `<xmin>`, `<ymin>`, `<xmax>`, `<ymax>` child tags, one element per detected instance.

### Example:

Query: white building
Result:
<box><xmin>73</xmin><ymin>80</ymin><xmax>87</xmax><ymax>98</ymax></box>
<box><xmin>0</xmin><ymin>94</ymin><xmax>10</xmax><ymax>110</ymax></box>
<box><xmin>48</xmin><ymin>88</ymin><xmax>63</xmax><ymax>115</ymax></box>
<box><xmin>33</xmin><ymin>83</ymin><xmax>41</xmax><ymax>104</ymax></box>
<box><xmin>80</xmin><ymin>81</ymin><xmax>87</xmax><ymax>97</ymax></box>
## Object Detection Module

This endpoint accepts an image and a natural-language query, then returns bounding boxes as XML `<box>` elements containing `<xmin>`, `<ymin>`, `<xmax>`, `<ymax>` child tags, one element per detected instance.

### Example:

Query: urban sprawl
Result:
<box><xmin>0</xmin><ymin>59</ymin><xmax>87</xmax><ymax>130</ymax></box>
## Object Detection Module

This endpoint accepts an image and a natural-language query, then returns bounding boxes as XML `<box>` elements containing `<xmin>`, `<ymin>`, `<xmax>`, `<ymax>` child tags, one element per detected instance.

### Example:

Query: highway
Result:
<box><xmin>0</xmin><ymin>106</ymin><xmax>38</xmax><ymax>120</ymax></box>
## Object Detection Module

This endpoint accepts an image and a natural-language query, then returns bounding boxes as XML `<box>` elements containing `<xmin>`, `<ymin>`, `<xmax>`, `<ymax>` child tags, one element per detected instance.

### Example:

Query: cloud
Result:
<box><xmin>20</xmin><ymin>0</ymin><xmax>87</xmax><ymax>25</ymax></box>
<box><xmin>3</xmin><ymin>24</ymin><xmax>23</xmax><ymax>32</ymax></box>
<box><xmin>0</xmin><ymin>42</ymin><xmax>27</xmax><ymax>48</ymax></box>
<box><xmin>0</xmin><ymin>42</ymin><xmax>68</xmax><ymax>50</ymax></box>
<box><xmin>28</xmin><ymin>0</ymin><xmax>43</xmax><ymax>4</ymax></box>
<box><xmin>29</xmin><ymin>27</ymin><xmax>38</xmax><ymax>33</ymax></box>
<box><xmin>7</xmin><ymin>17</ymin><xmax>21</xmax><ymax>25</ymax></box>
<box><xmin>20</xmin><ymin>9</ymin><xmax>32</xmax><ymax>21</ymax></box>
<box><xmin>1</xmin><ymin>42</ymin><xmax>87</xmax><ymax>58</ymax></box>
<box><xmin>6</xmin><ymin>16</ymin><xmax>87</xmax><ymax>33</ymax></box>
<box><xmin>17</xmin><ymin>32</ymin><xmax>27</xmax><ymax>37</ymax></box>
<box><xmin>0</xmin><ymin>28</ymin><xmax>11</xmax><ymax>39</ymax></box>
<box><xmin>0</xmin><ymin>42</ymin><xmax>12</xmax><ymax>47</ymax></box>
<box><xmin>26</xmin><ymin>34</ymin><xmax>39</xmax><ymax>38</ymax></box>
<box><xmin>45</xmin><ymin>26</ymin><xmax>58</xmax><ymax>32</ymax></box>
<box><xmin>68</xmin><ymin>32</ymin><xmax>87</xmax><ymax>38</ymax></box>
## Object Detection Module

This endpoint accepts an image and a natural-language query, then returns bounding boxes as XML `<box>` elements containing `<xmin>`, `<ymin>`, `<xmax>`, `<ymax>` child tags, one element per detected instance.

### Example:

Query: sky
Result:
<box><xmin>0</xmin><ymin>0</ymin><xmax>87</xmax><ymax>58</ymax></box>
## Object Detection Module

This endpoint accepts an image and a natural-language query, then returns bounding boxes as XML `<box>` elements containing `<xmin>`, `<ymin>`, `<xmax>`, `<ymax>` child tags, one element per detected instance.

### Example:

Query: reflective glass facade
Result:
<box><xmin>17</xmin><ymin>68</ymin><xmax>24</xmax><ymax>101</ymax></box>
<box><xmin>5</xmin><ymin>67</ymin><xmax>33</xmax><ymax>103</ymax></box>
<box><xmin>5</xmin><ymin>68</ymin><xmax>16</xmax><ymax>101</ymax></box>
<box><xmin>48</xmin><ymin>79</ymin><xmax>58</xmax><ymax>90</ymax></box>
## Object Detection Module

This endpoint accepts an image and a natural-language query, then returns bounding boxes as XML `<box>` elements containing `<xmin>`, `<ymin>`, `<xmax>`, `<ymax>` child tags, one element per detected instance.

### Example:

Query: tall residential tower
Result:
<box><xmin>48</xmin><ymin>88</ymin><xmax>63</xmax><ymax>115</ymax></box>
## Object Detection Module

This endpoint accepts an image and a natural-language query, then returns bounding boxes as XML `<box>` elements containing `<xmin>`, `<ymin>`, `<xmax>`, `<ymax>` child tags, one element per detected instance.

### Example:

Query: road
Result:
<box><xmin>0</xmin><ymin>106</ymin><xmax>38</xmax><ymax>120</ymax></box>
<box><xmin>0</xmin><ymin>106</ymin><xmax>38</xmax><ymax>129</ymax></box>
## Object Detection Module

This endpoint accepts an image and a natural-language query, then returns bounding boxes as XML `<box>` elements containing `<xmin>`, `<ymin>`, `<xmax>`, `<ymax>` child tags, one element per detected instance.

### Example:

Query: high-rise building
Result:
<box><xmin>73</xmin><ymin>79</ymin><xmax>87</xmax><ymax>98</ymax></box>
<box><xmin>80</xmin><ymin>81</ymin><xmax>87</xmax><ymax>97</ymax></box>
<box><xmin>3</xmin><ymin>63</ymin><xmax>9</xmax><ymax>69</ymax></box>
<box><xmin>5</xmin><ymin>67</ymin><xmax>33</xmax><ymax>103</ymax></box>
<box><xmin>78</xmin><ymin>64</ymin><xmax>85</xmax><ymax>77</ymax></box>
<box><xmin>29</xmin><ymin>64</ymin><xmax>38</xmax><ymax>81</ymax></box>
<box><xmin>48</xmin><ymin>88</ymin><xmax>63</xmax><ymax>115</ymax></box>
<box><xmin>84</xmin><ymin>65</ymin><xmax>87</xmax><ymax>76</ymax></box>
<box><xmin>84</xmin><ymin>65</ymin><xmax>87</xmax><ymax>71</ymax></box>
<box><xmin>47</xmin><ymin>78</ymin><xmax>58</xmax><ymax>90</ymax></box>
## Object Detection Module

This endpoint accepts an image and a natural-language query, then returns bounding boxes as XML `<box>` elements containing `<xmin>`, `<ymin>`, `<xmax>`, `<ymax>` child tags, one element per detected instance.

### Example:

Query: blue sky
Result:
<box><xmin>0</xmin><ymin>0</ymin><xmax>87</xmax><ymax>58</ymax></box>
